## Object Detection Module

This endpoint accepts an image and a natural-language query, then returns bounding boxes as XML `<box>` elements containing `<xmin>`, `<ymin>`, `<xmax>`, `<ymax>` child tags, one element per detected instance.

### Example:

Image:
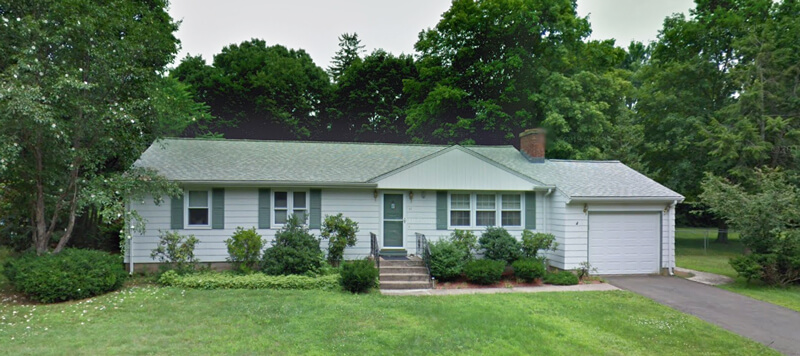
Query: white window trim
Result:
<box><xmin>272</xmin><ymin>190</ymin><xmax>310</xmax><ymax>227</ymax></box>
<box><xmin>184</xmin><ymin>189</ymin><xmax>212</xmax><ymax>229</ymax></box>
<box><xmin>447</xmin><ymin>192</ymin><xmax>524</xmax><ymax>229</ymax></box>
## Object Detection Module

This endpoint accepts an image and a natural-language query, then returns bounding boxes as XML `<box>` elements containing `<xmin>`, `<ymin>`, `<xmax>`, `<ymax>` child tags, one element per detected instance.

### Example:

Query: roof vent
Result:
<box><xmin>519</xmin><ymin>128</ymin><xmax>546</xmax><ymax>163</ymax></box>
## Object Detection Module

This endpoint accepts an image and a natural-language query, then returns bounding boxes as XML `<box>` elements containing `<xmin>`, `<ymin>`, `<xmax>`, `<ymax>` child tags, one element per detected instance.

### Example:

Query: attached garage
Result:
<box><xmin>588</xmin><ymin>212</ymin><xmax>661</xmax><ymax>274</ymax></box>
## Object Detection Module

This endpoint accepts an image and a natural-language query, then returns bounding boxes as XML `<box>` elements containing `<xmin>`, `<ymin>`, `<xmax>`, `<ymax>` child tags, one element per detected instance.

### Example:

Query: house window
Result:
<box><xmin>476</xmin><ymin>194</ymin><xmax>496</xmax><ymax>226</ymax></box>
<box><xmin>450</xmin><ymin>193</ymin><xmax>471</xmax><ymax>226</ymax></box>
<box><xmin>274</xmin><ymin>190</ymin><xmax>308</xmax><ymax>225</ymax></box>
<box><xmin>448</xmin><ymin>192</ymin><xmax>523</xmax><ymax>228</ymax></box>
<box><xmin>501</xmin><ymin>194</ymin><xmax>522</xmax><ymax>226</ymax></box>
<box><xmin>187</xmin><ymin>190</ymin><xmax>210</xmax><ymax>226</ymax></box>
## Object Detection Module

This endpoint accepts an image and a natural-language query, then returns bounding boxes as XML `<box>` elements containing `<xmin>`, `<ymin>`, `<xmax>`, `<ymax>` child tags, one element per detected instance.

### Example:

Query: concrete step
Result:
<box><xmin>380</xmin><ymin>273</ymin><xmax>431</xmax><ymax>282</ymax></box>
<box><xmin>379</xmin><ymin>249</ymin><xmax>408</xmax><ymax>257</ymax></box>
<box><xmin>380</xmin><ymin>259</ymin><xmax>426</xmax><ymax>267</ymax></box>
<box><xmin>379</xmin><ymin>266</ymin><xmax>429</xmax><ymax>274</ymax></box>
<box><xmin>380</xmin><ymin>281</ymin><xmax>432</xmax><ymax>290</ymax></box>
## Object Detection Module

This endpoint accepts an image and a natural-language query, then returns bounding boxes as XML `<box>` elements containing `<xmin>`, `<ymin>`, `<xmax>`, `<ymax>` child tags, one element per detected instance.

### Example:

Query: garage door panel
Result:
<box><xmin>589</xmin><ymin>213</ymin><xmax>660</xmax><ymax>275</ymax></box>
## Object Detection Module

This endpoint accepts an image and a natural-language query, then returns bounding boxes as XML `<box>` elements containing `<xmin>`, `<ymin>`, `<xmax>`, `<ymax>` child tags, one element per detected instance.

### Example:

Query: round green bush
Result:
<box><xmin>463</xmin><ymin>259</ymin><xmax>505</xmax><ymax>285</ymax></box>
<box><xmin>429</xmin><ymin>239</ymin><xmax>466</xmax><ymax>281</ymax></box>
<box><xmin>341</xmin><ymin>259</ymin><xmax>379</xmax><ymax>293</ymax></box>
<box><xmin>544</xmin><ymin>270</ymin><xmax>579</xmax><ymax>285</ymax></box>
<box><xmin>2</xmin><ymin>249</ymin><xmax>127</xmax><ymax>303</ymax></box>
<box><xmin>261</xmin><ymin>216</ymin><xmax>324</xmax><ymax>276</ymax></box>
<box><xmin>478</xmin><ymin>227</ymin><xmax>520</xmax><ymax>264</ymax></box>
<box><xmin>512</xmin><ymin>258</ymin><xmax>546</xmax><ymax>282</ymax></box>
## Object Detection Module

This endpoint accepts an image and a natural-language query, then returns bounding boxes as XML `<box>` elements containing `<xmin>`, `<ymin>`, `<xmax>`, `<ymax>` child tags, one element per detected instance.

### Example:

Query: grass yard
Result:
<box><xmin>0</xmin><ymin>287</ymin><xmax>777</xmax><ymax>355</ymax></box>
<box><xmin>675</xmin><ymin>228</ymin><xmax>800</xmax><ymax>312</ymax></box>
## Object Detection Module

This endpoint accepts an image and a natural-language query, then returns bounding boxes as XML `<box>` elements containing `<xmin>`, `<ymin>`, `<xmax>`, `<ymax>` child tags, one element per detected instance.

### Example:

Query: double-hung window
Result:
<box><xmin>449</xmin><ymin>192</ymin><xmax>523</xmax><ymax>228</ymax></box>
<box><xmin>187</xmin><ymin>190</ymin><xmax>210</xmax><ymax>226</ymax></box>
<box><xmin>274</xmin><ymin>191</ymin><xmax>308</xmax><ymax>225</ymax></box>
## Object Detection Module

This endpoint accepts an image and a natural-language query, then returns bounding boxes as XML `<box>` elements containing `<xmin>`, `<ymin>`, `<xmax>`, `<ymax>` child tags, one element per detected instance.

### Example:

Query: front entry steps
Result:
<box><xmin>379</xmin><ymin>248</ymin><xmax>408</xmax><ymax>257</ymax></box>
<box><xmin>379</xmin><ymin>256</ymin><xmax>431</xmax><ymax>290</ymax></box>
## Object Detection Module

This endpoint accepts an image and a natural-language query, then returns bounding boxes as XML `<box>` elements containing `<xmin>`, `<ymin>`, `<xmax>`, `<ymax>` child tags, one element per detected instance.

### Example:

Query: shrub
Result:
<box><xmin>3</xmin><ymin>249</ymin><xmax>127</xmax><ymax>303</ymax></box>
<box><xmin>512</xmin><ymin>258</ymin><xmax>546</xmax><ymax>282</ymax></box>
<box><xmin>463</xmin><ymin>259</ymin><xmax>505</xmax><ymax>285</ymax></box>
<box><xmin>225</xmin><ymin>227</ymin><xmax>265</xmax><ymax>273</ymax></box>
<box><xmin>429</xmin><ymin>239</ymin><xmax>466</xmax><ymax>281</ymax></box>
<box><xmin>340</xmin><ymin>259</ymin><xmax>379</xmax><ymax>293</ymax></box>
<box><xmin>150</xmin><ymin>231</ymin><xmax>199</xmax><ymax>274</ymax></box>
<box><xmin>520</xmin><ymin>231</ymin><xmax>557</xmax><ymax>259</ymax></box>
<box><xmin>576</xmin><ymin>261</ymin><xmax>598</xmax><ymax>281</ymax></box>
<box><xmin>450</xmin><ymin>229</ymin><xmax>478</xmax><ymax>261</ymax></box>
<box><xmin>544</xmin><ymin>270</ymin><xmax>579</xmax><ymax>285</ymax></box>
<box><xmin>320</xmin><ymin>213</ymin><xmax>359</xmax><ymax>267</ymax></box>
<box><xmin>158</xmin><ymin>270</ymin><xmax>340</xmax><ymax>290</ymax></box>
<box><xmin>478</xmin><ymin>227</ymin><xmax>520</xmax><ymax>264</ymax></box>
<box><xmin>261</xmin><ymin>215</ymin><xmax>324</xmax><ymax>276</ymax></box>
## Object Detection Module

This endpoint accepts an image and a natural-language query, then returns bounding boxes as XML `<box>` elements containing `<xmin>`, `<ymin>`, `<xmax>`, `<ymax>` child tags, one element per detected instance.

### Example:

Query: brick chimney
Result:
<box><xmin>519</xmin><ymin>128</ymin><xmax>546</xmax><ymax>163</ymax></box>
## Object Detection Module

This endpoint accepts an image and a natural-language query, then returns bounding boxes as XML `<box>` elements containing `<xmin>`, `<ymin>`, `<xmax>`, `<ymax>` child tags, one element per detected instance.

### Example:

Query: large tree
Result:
<box><xmin>403</xmin><ymin>0</ymin><xmax>638</xmax><ymax>163</ymax></box>
<box><xmin>328</xmin><ymin>33</ymin><xmax>365</xmax><ymax>83</ymax></box>
<box><xmin>172</xmin><ymin>40</ymin><xmax>331</xmax><ymax>140</ymax></box>
<box><xmin>327</xmin><ymin>50</ymin><xmax>418</xmax><ymax>142</ymax></box>
<box><xmin>0</xmin><ymin>0</ymin><xmax>195</xmax><ymax>253</ymax></box>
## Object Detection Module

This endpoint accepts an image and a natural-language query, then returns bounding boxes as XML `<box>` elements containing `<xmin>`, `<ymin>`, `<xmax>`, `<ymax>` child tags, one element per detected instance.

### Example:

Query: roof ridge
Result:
<box><xmin>158</xmin><ymin>137</ymin><xmax>452</xmax><ymax>147</ymax></box>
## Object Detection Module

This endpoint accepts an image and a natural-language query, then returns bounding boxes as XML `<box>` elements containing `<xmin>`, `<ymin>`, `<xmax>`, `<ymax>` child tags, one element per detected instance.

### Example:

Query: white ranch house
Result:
<box><xmin>126</xmin><ymin>129</ymin><xmax>684</xmax><ymax>275</ymax></box>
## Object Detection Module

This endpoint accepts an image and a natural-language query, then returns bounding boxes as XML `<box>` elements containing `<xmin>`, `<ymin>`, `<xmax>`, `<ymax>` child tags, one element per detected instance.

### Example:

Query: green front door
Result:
<box><xmin>383</xmin><ymin>194</ymin><xmax>404</xmax><ymax>247</ymax></box>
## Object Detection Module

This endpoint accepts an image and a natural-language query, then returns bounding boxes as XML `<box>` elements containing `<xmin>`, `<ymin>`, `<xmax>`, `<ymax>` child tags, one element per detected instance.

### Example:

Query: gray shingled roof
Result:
<box><xmin>135</xmin><ymin>138</ymin><xmax>683</xmax><ymax>199</ymax></box>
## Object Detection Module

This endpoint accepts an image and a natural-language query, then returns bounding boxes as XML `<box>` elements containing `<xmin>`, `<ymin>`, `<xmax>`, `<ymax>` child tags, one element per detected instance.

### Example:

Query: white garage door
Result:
<box><xmin>588</xmin><ymin>212</ymin><xmax>661</xmax><ymax>274</ymax></box>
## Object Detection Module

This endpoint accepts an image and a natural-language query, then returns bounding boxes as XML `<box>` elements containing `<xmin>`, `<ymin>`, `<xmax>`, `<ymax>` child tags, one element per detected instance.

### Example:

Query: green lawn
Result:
<box><xmin>675</xmin><ymin>228</ymin><xmax>800</xmax><ymax>312</ymax></box>
<box><xmin>0</xmin><ymin>287</ymin><xmax>776</xmax><ymax>355</ymax></box>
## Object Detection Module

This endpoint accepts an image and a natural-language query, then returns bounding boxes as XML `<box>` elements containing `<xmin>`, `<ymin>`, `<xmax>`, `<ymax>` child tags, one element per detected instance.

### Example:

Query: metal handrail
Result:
<box><xmin>370</xmin><ymin>232</ymin><xmax>379</xmax><ymax>269</ymax></box>
<box><xmin>415</xmin><ymin>233</ymin><xmax>431</xmax><ymax>276</ymax></box>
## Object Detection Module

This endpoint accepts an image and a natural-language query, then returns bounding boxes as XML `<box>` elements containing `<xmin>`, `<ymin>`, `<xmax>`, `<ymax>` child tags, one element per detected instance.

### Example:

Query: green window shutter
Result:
<box><xmin>309</xmin><ymin>189</ymin><xmax>322</xmax><ymax>229</ymax></box>
<box><xmin>436</xmin><ymin>191</ymin><xmax>447</xmax><ymax>230</ymax></box>
<box><xmin>258</xmin><ymin>188</ymin><xmax>271</xmax><ymax>229</ymax></box>
<box><xmin>525</xmin><ymin>191</ymin><xmax>536</xmax><ymax>230</ymax></box>
<box><xmin>170</xmin><ymin>195</ymin><xmax>184</xmax><ymax>230</ymax></box>
<box><xmin>212</xmin><ymin>188</ymin><xmax>225</xmax><ymax>229</ymax></box>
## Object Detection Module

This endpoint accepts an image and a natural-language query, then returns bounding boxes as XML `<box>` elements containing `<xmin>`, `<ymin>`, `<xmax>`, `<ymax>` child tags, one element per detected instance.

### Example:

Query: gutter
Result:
<box><xmin>567</xmin><ymin>196</ymin><xmax>686</xmax><ymax>204</ymax></box>
<box><xmin>176</xmin><ymin>180</ymin><xmax>378</xmax><ymax>188</ymax></box>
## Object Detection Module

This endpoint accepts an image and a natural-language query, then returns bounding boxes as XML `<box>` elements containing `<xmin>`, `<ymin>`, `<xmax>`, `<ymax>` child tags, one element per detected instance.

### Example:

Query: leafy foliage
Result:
<box><xmin>0</xmin><ymin>0</ymin><xmax>198</xmax><ymax>253</ymax></box>
<box><xmin>3</xmin><ymin>249</ymin><xmax>127</xmax><ymax>303</ymax></box>
<box><xmin>320</xmin><ymin>214</ymin><xmax>359</xmax><ymax>267</ymax></box>
<box><xmin>428</xmin><ymin>239</ymin><xmax>467</xmax><ymax>281</ymax></box>
<box><xmin>478</xmin><ymin>227</ymin><xmax>520</xmax><ymax>264</ymax></box>
<box><xmin>512</xmin><ymin>258</ymin><xmax>546</xmax><ymax>282</ymax></box>
<box><xmin>261</xmin><ymin>215</ymin><xmax>324</xmax><ymax>276</ymax></box>
<box><xmin>701</xmin><ymin>169</ymin><xmax>800</xmax><ymax>285</ymax></box>
<box><xmin>450</xmin><ymin>229</ymin><xmax>478</xmax><ymax>261</ymax></box>
<box><xmin>158</xmin><ymin>270</ymin><xmax>340</xmax><ymax>291</ymax></box>
<box><xmin>520</xmin><ymin>231</ymin><xmax>557</xmax><ymax>259</ymax></box>
<box><xmin>544</xmin><ymin>270</ymin><xmax>579</xmax><ymax>286</ymax></box>
<box><xmin>340</xmin><ymin>259</ymin><xmax>379</xmax><ymax>293</ymax></box>
<box><xmin>150</xmin><ymin>231</ymin><xmax>200</xmax><ymax>274</ymax></box>
<box><xmin>463</xmin><ymin>259</ymin><xmax>505</xmax><ymax>285</ymax></box>
<box><xmin>225</xmin><ymin>227</ymin><xmax>265</xmax><ymax>273</ymax></box>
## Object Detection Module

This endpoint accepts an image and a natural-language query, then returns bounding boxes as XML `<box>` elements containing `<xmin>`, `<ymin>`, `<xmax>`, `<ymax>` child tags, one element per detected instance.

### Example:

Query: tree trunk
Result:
<box><xmin>716</xmin><ymin>220</ymin><xmax>729</xmax><ymax>244</ymax></box>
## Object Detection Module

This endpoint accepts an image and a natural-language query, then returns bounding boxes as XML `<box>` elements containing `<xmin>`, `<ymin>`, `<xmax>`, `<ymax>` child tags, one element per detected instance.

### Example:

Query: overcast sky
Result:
<box><xmin>168</xmin><ymin>0</ymin><xmax>696</xmax><ymax>69</ymax></box>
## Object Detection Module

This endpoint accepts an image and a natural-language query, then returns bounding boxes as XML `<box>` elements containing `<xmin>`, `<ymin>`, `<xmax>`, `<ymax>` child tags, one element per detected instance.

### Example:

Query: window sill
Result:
<box><xmin>184</xmin><ymin>226</ymin><xmax>212</xmax><ymax>230</ymax></box>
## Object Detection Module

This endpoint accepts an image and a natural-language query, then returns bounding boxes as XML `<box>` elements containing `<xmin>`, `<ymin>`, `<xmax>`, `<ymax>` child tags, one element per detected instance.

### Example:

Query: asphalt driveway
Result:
<box><xmin>607</xmin><ymin>275</ymin><xmax>800</xmax><ymax>356</ymax></box>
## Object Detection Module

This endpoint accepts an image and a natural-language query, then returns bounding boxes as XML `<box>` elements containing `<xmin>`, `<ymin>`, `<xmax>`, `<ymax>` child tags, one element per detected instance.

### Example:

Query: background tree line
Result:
<box><xmin>2</xmin><ymin>0</ymin><xmax>799</xmax><ymax>253</ymax></box>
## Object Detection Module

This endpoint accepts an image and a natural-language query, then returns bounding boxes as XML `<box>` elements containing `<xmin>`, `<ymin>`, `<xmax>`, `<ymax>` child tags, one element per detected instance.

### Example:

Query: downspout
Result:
<box><xmin>668</xmin><ymin>200</ymin><xmax>677</xmax><ymax>276</ymax></box>
<box><xmin>127</xmin><ymin>200</ymin><xmax>134</xmax><ymax>275</ymax></box>
<box><xmin>544</xmin><ymin>188</ymin><xmax>554</xmax><ymax>233</ymax></box>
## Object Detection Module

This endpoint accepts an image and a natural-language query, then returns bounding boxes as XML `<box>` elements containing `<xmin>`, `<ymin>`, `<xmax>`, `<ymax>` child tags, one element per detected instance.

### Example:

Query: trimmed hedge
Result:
<box><xmin>340</xmin><ymin>259</ymin><xmax>379</xmax><ymax>293</ymax></box>
<box><xmin>544</xmin><ymin>270</ymin><xmax>579</xmax><ymax>285</ymax></box>
<box><xmin>429</xmin><ymin>239</ymin><xmax>466</xmax><ymax>281</ymax></box>
<box><xmin>158</xmin><ymin>270</ymin><xmax>340</xmax><ymax>291</ymax></box>
<box><xmin>512</xmin><ymin>258</ymin><xmax>546</xmax><ymax>282</ymax></box>
<box><xmin>2</xmin><ymin>249</ymin><xmax>127</xmax><ymax>303</ymax></box>
<box><xmin>464</xmin><ymin>259</ymin><xmax>505</xmax><ymax>285</ymax></box>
